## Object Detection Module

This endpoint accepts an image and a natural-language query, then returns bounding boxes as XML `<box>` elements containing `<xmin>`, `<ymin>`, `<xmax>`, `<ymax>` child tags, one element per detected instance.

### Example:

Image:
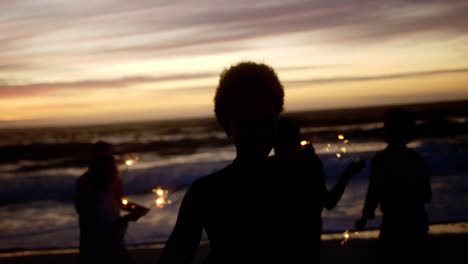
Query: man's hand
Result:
<box><xmin>355</xmin><ymin>217</ymin><xmax>367</xmax><ymax>231</ymax></box>
<box><xmin>125</xmin><ymin>207</ymin><xmax>150</xmax><ymax>222</ymax></box>
<box><xmin>346</xmin><ymin>160</ymin><xmax>366</xmax><ymax>175</ymax></box>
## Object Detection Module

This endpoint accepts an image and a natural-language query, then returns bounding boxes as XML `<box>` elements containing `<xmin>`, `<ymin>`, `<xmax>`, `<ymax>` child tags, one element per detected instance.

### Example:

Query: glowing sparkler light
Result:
<box><xmin>156</xmin><ymin>198</ymin><xmax>164</xmax><ymax>206</ymax></box>
<box><xmin>334</xmin><ymin>133</ymin><xmax>360</xmax><ymax>161</ymax></box>
<box><xmin>300</xmin><ymin>140</ymin><xmax>309</xmax><ymax>146</ymax></box>
<box><xmin>342</xmin><ymin>138</ymin><xmax>358</xmax><ymax>155</ymax></box>
<box><xmin>123</xmin><ymin>154</ymin><xmax>139</xmax><ymax>167</ymax></box>
<box><xmin>344</xmin><ymin>232</ymin><xmax>350</xmax><ymax>239</ymax></box>
<box><xmin>121</xmin><ymin>198</ymin><xmax>129</xmax><ymax>205</ymax></box>
<box><xmin>341</xmin><ymin>230</ymin><xmax>350</xmax><ymax>245</ymax></box>
<box><xmin>341</xmin><ymin>230</ymin><xmax>359</xmax><ymax>245</ymax></box>
<box><xmin>152</xmin><ymin>187</ymin><xmax>171</xmax><ymax>208</ymax></box>
<box><xmin>155</xmin><ymin>189</ymin><xmax>164</xmax><ymax>196</ymax></box>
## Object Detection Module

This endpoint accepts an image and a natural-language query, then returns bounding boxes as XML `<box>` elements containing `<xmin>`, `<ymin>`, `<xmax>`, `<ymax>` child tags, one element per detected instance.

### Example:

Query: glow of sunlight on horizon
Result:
<box><xmin>1</xmin><ymin>0</ymin><xmax>468</xmax><ymax>127</ymax></box>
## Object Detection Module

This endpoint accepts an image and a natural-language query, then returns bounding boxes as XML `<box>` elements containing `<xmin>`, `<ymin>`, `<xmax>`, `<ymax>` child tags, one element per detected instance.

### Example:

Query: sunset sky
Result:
<box><xmin>1</xmin><ymin>0</ymin><xmax>468</xmax><ymax>127</ymax></box>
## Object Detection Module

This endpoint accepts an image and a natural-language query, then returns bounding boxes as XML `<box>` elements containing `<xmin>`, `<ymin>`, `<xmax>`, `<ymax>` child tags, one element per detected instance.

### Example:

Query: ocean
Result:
<box><xmin>0</xmin><ymin>106</ymin><xmax>467</xmax><ymax>252</ymax></box>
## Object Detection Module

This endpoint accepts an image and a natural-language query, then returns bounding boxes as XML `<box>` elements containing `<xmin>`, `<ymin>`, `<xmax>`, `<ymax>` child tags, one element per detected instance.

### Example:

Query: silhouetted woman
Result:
<box><xmin>75</xmin><ymin>155</ymin><xmax>146</xmax><ymax>263</ymax></box>
<box><xmin>355</xmin><ymin>108</ymin><xmax>431</xmax><ymax>263</ymax></box>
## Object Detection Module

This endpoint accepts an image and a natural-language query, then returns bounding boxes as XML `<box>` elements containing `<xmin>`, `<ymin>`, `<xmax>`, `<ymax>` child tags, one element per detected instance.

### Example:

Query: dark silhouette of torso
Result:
<box><xmin>75</xmin><ymin>157</ymin><xmax>130</xmax><ymax>264</ymax></box>
<box><xmin>366</xmin><ymin>144</ymin><xmax>430</xmax><ymax>237</ymax></box>
<box><xmin>356</xmin><ymin>109</ymin><xmax>432</xmax><ymax>263</ymax></box>
<box><xmin>160</xmin><ymin>158</ymin><xmax>321</xmax><ymax>263</ymax></box>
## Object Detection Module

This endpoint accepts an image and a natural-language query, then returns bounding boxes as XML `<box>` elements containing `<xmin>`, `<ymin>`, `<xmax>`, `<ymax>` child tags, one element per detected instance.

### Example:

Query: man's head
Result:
<box><xmin>214</xmin><ymin>62</ymin><xmax>284</xmax><ymax>160</ymax></box>
<box><xmin>384</xmin><ymin>108</ymin><xmax>416</xmax><ymax>144</ymax></box>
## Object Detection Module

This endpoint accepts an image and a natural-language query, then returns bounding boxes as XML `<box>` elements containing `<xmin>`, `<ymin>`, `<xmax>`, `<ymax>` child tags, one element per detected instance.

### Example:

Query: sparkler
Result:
<box><xmin>121</xmin><ymin>197</ymin><xmax>136</xmax><ymax>209</ymax></box>
<box><xmin>334</xmin><ymin>133</ymin><xmax>360</xmax><ymax>161</ymax></box>
<box><xmin>151</xmin><ymin>187</ymin><xmax>171</xmax><ymax>208</ymax></box>
<box><xmin>336</xmin><ymin>134</ymin><xmax>346</xmax><ymax>160</ymax></box>
<box><xmin>121</xmin><ymin>154</ymin><xmax>140</xmax><ymax>173</ymax></box>
<box><xmin>341</xmin><ymin>229</ymin><xmax>359</xmax><ymax>246</ymax></box>
<box><xmin>324</xmin><ymin>137</ymin><xmax>345</xmax><ymax>159</ymax></box>
<box><xmin>121</xmin><ymin>197</ymin><xmax>148</xmax><ymax>213</ymax></box>
<box><xmin>339</xmin><ymin>134</ymin><xmax>357</xmax><ymax>153</ymax></box>
<box><xmin>124</xmin><ymin>154</ymin><xmax>139</xmax><ymax>167</ymax></box>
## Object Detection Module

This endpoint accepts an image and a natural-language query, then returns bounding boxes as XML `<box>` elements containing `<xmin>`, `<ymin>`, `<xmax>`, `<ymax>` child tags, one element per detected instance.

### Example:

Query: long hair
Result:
<box><xmin>88</xmin><ymin>155</ymin><xmax>118</xmax><ymax>191</ymax></box>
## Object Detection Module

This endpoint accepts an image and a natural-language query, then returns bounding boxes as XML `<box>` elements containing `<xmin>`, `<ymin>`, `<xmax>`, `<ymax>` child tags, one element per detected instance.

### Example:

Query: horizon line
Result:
<box><xmin>1</xmin><ymin>98</ymin><xmax>466</xmax><ymax>130</ymax></box>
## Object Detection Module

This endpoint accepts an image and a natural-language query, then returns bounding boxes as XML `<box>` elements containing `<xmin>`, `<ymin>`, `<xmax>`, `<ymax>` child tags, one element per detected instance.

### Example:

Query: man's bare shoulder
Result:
<box><xmin>190</xmin><ymin>164</ymin><xmax>235</xmax><ymax>191</ymax></box>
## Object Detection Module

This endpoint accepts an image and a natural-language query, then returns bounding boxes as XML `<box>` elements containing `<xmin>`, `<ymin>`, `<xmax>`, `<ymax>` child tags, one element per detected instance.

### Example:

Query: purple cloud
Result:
<box><xmin>1</xmin><ymin>0</ymin><xmax>467</xmax><ymax>67</ymax></box>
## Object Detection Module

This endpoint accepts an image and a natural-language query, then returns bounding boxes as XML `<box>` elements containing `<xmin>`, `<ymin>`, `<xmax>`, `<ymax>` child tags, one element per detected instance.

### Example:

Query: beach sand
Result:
<box><xmin>1</xmin><ymin>233</ymin><xmax>467</xmax><ymax>264</ymax></box>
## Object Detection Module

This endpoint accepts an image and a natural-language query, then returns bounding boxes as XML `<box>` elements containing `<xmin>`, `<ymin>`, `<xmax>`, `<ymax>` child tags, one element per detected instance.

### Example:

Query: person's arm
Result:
<box><xmin>112</xmin><ymin>178</ymin><xmax>133</xmax><ymax>212</ymax></box>
<box><xmin>419</xmin><ymin>156</ymin><xmax>432</xmax><ymax>204</ymax></box>
<box><xmin>324</xmin><ymin>160</ymin><xmax>365</xmax><ymax>210</ymax></box>
<box><xmin>355</xmin><ymin>157</ymin><xmax>380</xmax><ymax>230</ymax></box>
<box><xmin>158</xmin><ymin>184</ymin><xmax>203</xmax><ymax>264</ymax></box>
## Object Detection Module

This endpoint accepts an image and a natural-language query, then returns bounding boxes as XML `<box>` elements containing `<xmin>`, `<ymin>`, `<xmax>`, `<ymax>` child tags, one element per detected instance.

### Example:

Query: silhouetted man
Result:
<box><xmin>355</xmin><ymin>109</ymin><xmax>432</xmax><ymax>264</ymax></box>
<box><xmin>272</xmin><ymin>117</ymin><xmax>364</xmax><ymax>262</ymax></box>
<box><xmin>159</xmin><ymin>62</ymin><xmax>312</xmax><ymax>263</ymax></box>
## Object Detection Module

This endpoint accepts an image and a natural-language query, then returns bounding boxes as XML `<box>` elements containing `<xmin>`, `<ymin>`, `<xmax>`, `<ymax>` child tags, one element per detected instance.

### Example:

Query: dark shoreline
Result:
<box><xmin>1</xmin><ymin>233</ymin><xmax>467</xmax><ymax>263</ymax></box>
